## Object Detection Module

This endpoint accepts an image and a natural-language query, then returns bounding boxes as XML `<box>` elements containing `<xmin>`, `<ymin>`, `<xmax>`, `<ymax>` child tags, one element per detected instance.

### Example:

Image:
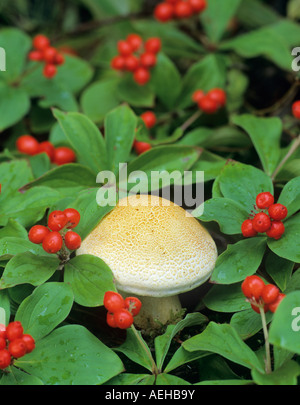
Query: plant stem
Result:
<box><xmin>180</xmin><ymin>110</ymin><xmax>202</xmax><ymax>132</ymax></box>
<box><xmin>259</xmin><ymin>306</ymin><xmax>272</xmax><ymax>374</ymax></box>
<box><xmin>271</xmin><ymin>135</ymin><xmax>300</xmax><ymax>181</ymax></box>
<box><xmin>130</xmin><ymin>324</ymin><xmax>159</xmax><ymax>376</ymax></box>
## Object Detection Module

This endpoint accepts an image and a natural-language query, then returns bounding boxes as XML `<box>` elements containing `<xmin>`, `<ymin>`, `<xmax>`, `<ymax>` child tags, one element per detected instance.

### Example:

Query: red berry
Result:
<box><xmin>207</xmin><ymin>88</ymin><xmax>226</xmax><ymax>108</ymax></box>
<box><xmin>124</xmin><ymin>54</ymin><xmax>140</xmax><ymax>72</ymax></box>
<box><xmin>266</xmin><ymin>220</ymin><xmax>285</xmax><ymax>240</ymax></box>
<box><xmin>133</xmin><ymin>140</ymin><xmax>152</xmax><ymax>155</ymax></box>
<box><xmin>241</xmin><ymin>275</ymin><xmax>265</xmax><ymax>300</ymax></box>
<box><xmin>140</xmin><ymin>111</ymin><xmax>157</xmax><ymax>129</ymax></box>
<box><xmin>0</xmin><ymin>337</ymin><xmax>6</xmax><ymax>350</ymax></box>
<box><xmin>117</xmin><ymin>40</ymin><xmax>133</xmax><ymax>56</ymax></box>
<box><xmin>37</xmin><ymin>141</ymin><xmax>56</xmax><ymax>161</ymax></box>
<box><xmin>187</xmin><ymin>0</ymin><xmax>207</xmax><ymax>13</ymax></box>
<box><xmin>256</xmin><ymin>192</ymin><xmax>274</xmax><ymax>209</ymax></box>
<box><xmin>8</xmin><ymin>338</ymin><xmax>27</xmax><ymax>358</ymax></box>
<box><xmin>154</xmin><ymin>2</ymin><xmax>174</xmax><ymax>22</ymax></box>
<box><xmin>28</xmin><ymin>50</ymin><xmax>44</xmax><ymax>61</ymax></box>
<box><xmin>144</xmin><ymin>38</ymin><xmax>162</xmax><ymax>54</ymax></box>
<box><xmin>124</xmin><ymin>297</ymin><xmax>142</xmax><ymax>317</ymax></box>
<box><xmin>63</xmin><ymin>208</ymin><xmax>81</xmax><ymax>229</ymax></box>
<box><xmin>251</xmin><ymin>303</ymin><xmax>269</xmax><ymax>314</ymax></box>
<box><xmin>268</xmin><ymin>204</ymin><xmax>288</xmax><ymax>221</ymax></box>
<box><xmin>261</xmin><ymin>284</ymin><xmax>280</xmax><ymax>305</ymax></box>
<box><xmin>292</xmin><ymin>100</ymin><xmax>300</xmax><ymax>119</ymax></box>
<box><xmin>0</xmin><ymin>349</ymin><xmax>11</xmax><ymax>369</ymax></box>
<box><xmin>166</xmin><ymin>0</ymin><xmax>179</xmax><ymax>3</ymax></box>
<box><xmin>28</xmin><ymin>225</ymin><xmax>50</xmax><ymax>244</ymax></box>
<box><xmin>252</xmin><ymin>212</ymin><xmax>272</xmax><ymax>233</ymax></box>
<box><xmin>268</xmin><ymin>293</ymin><xmax>285</xmax><ymax>313</ymax></box>
<box><xmin>126</xmin><ymin>34</ymin><xmax>143</xmax><ymax>52</ymax></box>
<box><xmin>106</xmin><ymin>312</ymin><xmax>117</xmax><ymax>328</ymax></box>
<box><xmin>241</xmin><ymin>219</ymin><xmax>258</xmax><ymax>238</ymax></box>
<box><xmin>133</xmin><ymin>67</ymin><xmax>151</xmax><ymax>85</ymax></box>
<box><xmin>43</xmin><ymin>64</ymin><xmax>57</xmax><ymax>79</ymax></box>
<box><xmin>0</xmin><ymin>324</ymin><xmax>6</xmax><ymax>339</ymax></box>
<box><xmin>174</xmin><ymin>1</ymin><xmax>193</xmax><ymax>18</ymax></box>
<box><xmin>54</xmin><ymin>53</ymin><xmax>65</xmax><ymax>65</ymax></box>
<box><xmin>103</xmin><ymin>291</ymin><xmax>125</xmax><ymax>313</ymax></box>
<box><xmin>64</xmin><ymin>231</ymin><xmax>82</xmax><ymax>250</ymax></box>
<box><xmin>140</xmin><ymin>52</ymin><xmax>157</xmax><ymax>68</ymax></box>
<box><xmin>43</xmin><ymin>46</ymin><xmax>58</xmax><ymax>64</ymax></box>
<box><xmin>48</xmin><ymin>210</ymin><xmax>68</xmax><ymax>231</ymax></box>
<box><xmin>114</xmin><ymin>309</ymin><xmax>134</xmax><ymax>329</ymax></box>
<box><xmin>16</xmin><ymin>135</ymin><xmax>39</xmax><ymax>156</ymax></box>
<box><xmin>42</xmin><ymin>231</ymin><xmax>63</xmax><ymax>254</ymax></box>
<box><xmin>192</xmin><ymin>89</ymin><xmax>205</xmax><ymax>103</ymax></box>
<box><xmin>111</xmin><ymin>55</ymin><xmax>126</xmax><ymax>71</ymax></box>
<box><xmin>6</xmin><ymin>321</ymin><xmax>23</xmax><ymax>341</ymax></box>
<box><xmin>21</xmin><ymin>334</ymin><xmax>35</xmax><ymax>353</ymax></box>
<box><xmin>198</xmin><ymin>95</ymin><xmax>219</xmax><ymax>114</ymax></box>
<box><xmin>53</xmin><ymin>147</ymin><xmax>76</xmax><ymax>165</ymax></box>
<box><xmin>33</xmin><ymin>34</ymin><xmax>50</xmax><ymax>51</ymax></box>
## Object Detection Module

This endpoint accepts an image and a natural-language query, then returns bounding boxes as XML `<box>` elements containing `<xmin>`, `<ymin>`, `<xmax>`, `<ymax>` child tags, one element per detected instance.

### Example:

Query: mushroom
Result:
<box><xmin>77</xmin><ymin>194</ymin><xmax>218</xmax><ymax>330</ymax></box>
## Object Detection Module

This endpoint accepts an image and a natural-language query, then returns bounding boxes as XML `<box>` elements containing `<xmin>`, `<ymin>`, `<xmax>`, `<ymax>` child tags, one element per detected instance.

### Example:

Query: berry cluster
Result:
<box><xmin>28</xmin><ymin>34</ymin><xmax>65</xmax><ymax>79</ymax></box>
<box><xmin>154</xmin><ymin>0</ymin><xmax>207</xmax><ymax>22</ymax></box>
<box><xmin>28</xmin><ymin>208</ymin><xmax>81</xmax><ymax>254</ymax></box>
<box><xmin>16</xmin><ymin>135</ymin><xmax>76</xmax><ymax>165</ymax></box>
<box><xmin>104</xmin><ymin>291</ymin><xmax>142</xmax><ymax>329</ymax></box>
<box><xmin>192</xmin><ymin>88</ymin><xmax>227</xmax><ymax>114</ymax></box>
<box><xmin>0</xmin><ymin>321</ymin><xmax>35</xmax><ymax>370</ymax></box>
<box><xmin>241</xmin><ymin>275</ymin><xmax>285</xmax><ymax>314</ymax></box>
<box><xmin>111</xmin><ymin>34</ymin><xmax>161</xmax><ymax>86</ymax></box>
<box><xmin>241</xmin><ymin>192</ymin><xmax>288</xmax><ymax>240</ymax></box>
<box><xmin>133</xmin><ymin>111</ymin><xmax>156</xmax><ymax>155</ymax></box>
<box><xmin>292</xmin><ymin>100</ymin><xmax>300</xmax><ymax>119</ymax></box>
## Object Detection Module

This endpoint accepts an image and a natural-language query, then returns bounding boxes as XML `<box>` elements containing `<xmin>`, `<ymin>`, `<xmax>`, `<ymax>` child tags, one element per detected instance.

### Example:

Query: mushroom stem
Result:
<box><xmin>120</xmin><ymin>292</ymin><xmax>183</xmax><ymax>330</ymax></box>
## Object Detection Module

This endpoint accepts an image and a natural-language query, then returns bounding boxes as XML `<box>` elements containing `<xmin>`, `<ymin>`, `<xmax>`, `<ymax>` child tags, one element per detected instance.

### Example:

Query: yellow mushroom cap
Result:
<box><xmin>77</xmin><ymin>194</ymin><xmax>218</xmax><ymax>297</ymax></box>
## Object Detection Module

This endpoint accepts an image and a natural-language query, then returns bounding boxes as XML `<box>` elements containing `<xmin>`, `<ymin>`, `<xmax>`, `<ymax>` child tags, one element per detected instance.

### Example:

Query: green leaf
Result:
<box><xmin>163</xmin><ymin>346</ymin><xmax>209</xmax><ymax>374</ymax></box>
<box><xmin>155</xmin><ymin>373</ymin><xmax>191</xmax><ymax>385</ymax></box>
<box><xmin>0</xmin><ymin>160</ymin><xmax>33</xmax><ymax>201</ymax></box>
<box><xmin>251</xmin><ymin>360</ymin><xmax>300</xmax><ymax>385</ymax></box>
<box><xmin>104</xmin><ymin>373</ymin><xmax>155</xmax><ymax>385</ymax></box>
<box><xmin>210</xmin><ymin>237</ymin><xmax>267</xmax><ymax>284</ymax></box>
<box><xmin>64</xmin><ymin>254</ymin><xmax>115</xmax><ymax>307</ymax></box>
<box><xmin>0</xmin><ymin>28</ymin><xmax>31</xmax><ymax>83</ymax></box>
<box><xmin>0</xmin><ymin>82</ymin><xmax>30</xmax><ymax>131</ymax></box>
<box><xmin>0</xmin><ymin>237</ymin><xmax>49</xmax><ymax>260</ymax></box>
<box><xmin>201</xmin><ymin>0</ymin><xmax>242</xmax><ymax>43</ymax></box>
<box><xmin>20</xmin><ymin>164</ymin><xmax>96</xmax><ymax>198</ymax></box>
<box><xmin>216</xmin><ymin>161</ymin><xmax>274</xmax><ymax>212</ymax></box>
<box><xmin>0</xmin><ymin>219</ymin><xmax>28</xmax><ymax>239</ymax></box>
<box><xmin>15</xmin><ymin>282</ymin><xmax>74</xmax><ymax>340</ymax></box>
<box><xmin>269</xmin><ymin>290</ymin><xmax>300</xmax><ymax>354</ymax></box>
<box><xmin>232</xmin><ymin>114</ymin><xmax>282</xmax><ymax>176</ymax></box>
<box><xmin>230</xmin><ymin>309</ymin><xmax>273</xmax><ymax>340</ymax></box>
<box><xmin>0</xmin><ymin>367</ymin><xmax>44</xmax><ymax>385</ymax></box>
<box><xmin>183</xmin><ymin>321</ymin><xmax>264</xmax><ymax>372</ymax></box>
<box><xmin>125</xmin><ymin>145</ymin><xmax>201</xmax><ymax>193</ymax></box>
<box><xmin>0</xmin><ymin>252</ymin><xmax>59</xmax><ymax>289</ymax></box>
<box><xmin>80</xmin><ymin>78</ymin><xmax>121</xmax><ymax>123</ymax></box>
<box><xmin>267</xmin><ymin>213</ymin><xmax>300</xmax><ymax>263</ymax></box>
<box><xmin>114</xmin><ymin>328</ymin><xmax>155</xmax><ymax>373</ymax></box>
<box><xmin>203</xmin><ymin>283</ymin><xmax>250</xmax><ymax>313</ymax></box>
<box><xmin>150</xmin><ymin>53</ymin><xmax>182</xmax><ymax>109</ymax></box>
<box><xmin>178</xmin><ymin>54</ymin><xmax>227</xmax><ymax>109</ymax></box>
<box><xmin>105</xmin><ymin>105</ymin><xmax>137</xmax><ymax>174</ymax></box>
<box><xmin>265</xmin><ymin>250</ymin><xmax>294</xmax><ymax>292</ymax></box>
<box><xmin>0</xmin><ymin>186</ymin><xmax>61</xmax><ymax>227</ymax></box>
<box><xmin>117</xmin><ymin>75</ymin><xmax>155</xmax><ymax>108</ymax></box>
<box><xmin>53</xmin><ymin>109</ymin><xmax>108</xmax><ymax>174</ymax></box>
<box><xmin>190</xmin><ymin>150</ymin><xmax>227</xmax><ymax>183</ymax></box>
<box><xmin>155</xmin><ymin>313</ymin><xmax>207</xmax><ymax>371</ymax></box>
<box><xmin>15</xmin><ymin>324</ymin><xmax>124</xmax><ymax>385</ymax></box>
<box><xmin>278</xmin><ymin>176</ymin><xmax>300</xmax><ymax>218</ymax></box>
<box><xmin>193</xmin><ymin>198</ymin><xmax>248</xmax><ymax>235</ymax></box>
